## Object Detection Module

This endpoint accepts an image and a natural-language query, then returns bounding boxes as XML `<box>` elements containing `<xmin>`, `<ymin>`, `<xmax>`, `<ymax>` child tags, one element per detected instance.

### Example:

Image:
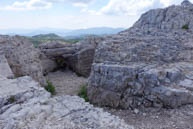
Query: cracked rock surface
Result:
<box><xmin>39</xmin><ymin>36</ymin><xmax>104</xmax><ymax>77</ymax></box>
<box><xmin>0</xmin><ymin>35</ymin><xmax>46</xmax><ymax>85</ymax></box>
<box><xmin>88</xmin><ymin>1</ymin><xmax>193</xmax><ymax>109</ymax></box>
<box><xmin>0</xmin><ymin>76</ymin><xmax>133</xmax><ymax>129</ymax></box>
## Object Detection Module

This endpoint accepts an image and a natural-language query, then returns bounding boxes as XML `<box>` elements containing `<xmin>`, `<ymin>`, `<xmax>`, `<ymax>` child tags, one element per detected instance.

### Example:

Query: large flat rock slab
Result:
<box><xmin>0</xmin><ymin>76</ymin><xmax>133</xmax><ymax>129</ymax></box>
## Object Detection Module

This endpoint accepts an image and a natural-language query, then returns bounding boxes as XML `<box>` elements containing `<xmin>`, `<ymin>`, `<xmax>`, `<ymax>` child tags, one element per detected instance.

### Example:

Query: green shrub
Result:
<box><xmin>45</xmin><ymin>81</ymin><xmax>56</xmax><ymax>95</ymax></box>
<box><xmin>56</xmin><ymin>58</ymin><xmax>66</xmax><ymax>68</ymax></box>
<box><xmin>182</xmin><ymin>24</ymin><xmax>189</xmax><ymax>30</ymax></box>
<box><xmin>8</xmin><ymin>96</ymin><xmax>16</xmax><ymax>103</ymax></box>
<box><xmin>78</xmin><ymin>84</ymin><xmax>89</xmax><ymax>102</ymax></box>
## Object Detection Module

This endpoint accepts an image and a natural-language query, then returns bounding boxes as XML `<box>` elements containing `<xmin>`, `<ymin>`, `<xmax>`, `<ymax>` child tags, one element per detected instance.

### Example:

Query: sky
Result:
<box><xmin>0</xmin><ymin>0</ymin><xmax>192</xmax><ymax>30</ymax></box>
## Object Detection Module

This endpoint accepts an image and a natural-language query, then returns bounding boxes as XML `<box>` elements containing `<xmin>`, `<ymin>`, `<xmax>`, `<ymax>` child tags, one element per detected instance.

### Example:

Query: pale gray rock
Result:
<box><xmin>40</xmin><ymin>36</ymin><xmax>104</xmax><ymax>77</ymax></box>
<box><xmin>88</xmin><ymin>0</ymin><xmax>193</xmax><ymax>109</ymax></box>
<box><xmin>66</xmin><ymin>47</ymin><xmax>95</xmax><ymax>77</ymax></box>
<box><xmin>0</xmin><ymin>35</ymin><xmax>46</xmax><ymax>85</ymax></box>
<box><xmin>0</xmin><ymin>54</ymin><xmax>14</xmax><ymax>79</ymax></box>
<box><xmin>129</xmin><ymin>0</ymin><xmax>193</xmax><ymax>32</ymax></box>
<box><xmin>39</xmin><ymin>42</ymin><xmax>77</xmax><ymax>58</ymax></box>
<box><xmin>40</xmin><ymin>53</ymin><xmax>57</xmax><ymax>75</ymax></box>
<box><xmin>0</xmin><ymin>76</ymin><xmax>133</xmax><ymax>129</ymax></box>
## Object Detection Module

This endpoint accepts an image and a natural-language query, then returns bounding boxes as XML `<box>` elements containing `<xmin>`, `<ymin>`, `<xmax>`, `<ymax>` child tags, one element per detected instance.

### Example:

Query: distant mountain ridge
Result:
<box><xmin>0</xmin><ymin>27</ymin><xmax>125</xmax><ymax>37</ymax></box>
<box><xmin>62</xmin><ymin>27</ymin><xmax>125</xmax><ymax>37</ymax></box>
<box><xmin>32</xmin><ymin>33</ymin><xmax>62</xmax><ymax>39</ymax></box>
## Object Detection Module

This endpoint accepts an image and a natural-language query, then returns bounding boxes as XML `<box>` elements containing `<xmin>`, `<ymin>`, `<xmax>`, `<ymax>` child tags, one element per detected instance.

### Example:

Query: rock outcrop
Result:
<box><xmin>129</xmin><ymin>0</ymin><xmax>193</xmax><ymax>32</ymax></box>
<box><xmin>0</xmin><ymin>75</ymin><xmax>133</xmax><ymax>129</ymax></box>
<box><xmin>88</xmin><ymin>1</ymin><xmax>193</xmax><ymax>109</ymax></box>
<box><xmin>40</xmin><ymin>53</ymin><xmax>57</xmax><ymax>75</ymax></box>
<box><xmin>40</xmin><ymin>36</ymin><xmax>104</xmax><ymax>77</ymax></box>
<box><xmin>0</xmin><ymin>35</ymin><xmax>46</xmax><ymax>85</ymax></box>
<box><xmin>0</xmin><ymin>54</ymin><xmax>14</xmax><ymax>79</ymax></box>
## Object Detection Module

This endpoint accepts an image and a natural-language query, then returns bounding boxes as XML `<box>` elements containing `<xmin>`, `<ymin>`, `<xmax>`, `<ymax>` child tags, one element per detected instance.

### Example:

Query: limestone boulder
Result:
<box><xmin>65</xmin><ymin>47</ymin><xmax>95</xmax><ymax>77</ymax></box>
<box><xmin>0</xmin><ymin>35</ymin><xmax>46</xmax><ymax>85</ymax></box>
<box><xmin>39</xmin><ymin>36</ymin><xmax>104</xmax><ymax>77</ymax></box>
<box><xmin>88</xmin><ymin>0</ymin><xmax>193</xmax><ymax>109</ymax></box>
<box><xmin>40</xmin><ymin>53</ymin><xmax>57</xmax><ymax>75</ymax></box>
<box><xmin>0</xmin><ymin>54</ymin><xmax>14</xmax><ymax>79</ymax></box>
<box><xmin>129</xmin><ymin>0</ymin><xmax>193</xmax><ymax>32</ymax></box>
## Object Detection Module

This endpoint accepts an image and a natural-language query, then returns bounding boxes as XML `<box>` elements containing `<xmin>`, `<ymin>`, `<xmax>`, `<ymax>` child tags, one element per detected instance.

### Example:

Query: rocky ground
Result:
<box><xmin>0</xmin><ymin>75</ymin><xmax>132</xmax><ymax>129</ymax></box>
<box><xmin>47</xmin><ymin>70</ymin><xmax>193</xmax><ymax>129</ymax></box>
<box><xmin>46</xmin><ymin>69</ymin><xmax>87</xmax><ymax>96</ymax></box>
<box><xmin>106</xmin><ymin>105</ymin><xmax>193</xmax><ymax>129</ymax></box>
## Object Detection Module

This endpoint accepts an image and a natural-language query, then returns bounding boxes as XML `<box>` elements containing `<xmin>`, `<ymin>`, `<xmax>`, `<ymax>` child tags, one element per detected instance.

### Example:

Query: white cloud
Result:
<box><xmin>160</xmin><ymin>0</ymin><xmax>188</xmax><ymax>6</ymax></box>
<box><xmin>0</xmin><ymin>0</ymin><xmax>94</xmax><ymax>11</ymax></box>
<box><xmin>45</xmin><ymin>0</ymin><xmax>93</xmax><ymax>7</ymax></box>
<box><xmin>0</xmin><ymin>0</ymin><xmax>52</xmax><ymax>11</ymax></box>
<box><xmin>87</xmin><ymin>0</ymin><xmax>193</xmax><ymax>16</ymax></box>
<box><xmin>45</xmin><ymin>0</ymin><xmax>93</xmax><ymax>4</ymax></box>
<box><xmin>90</xmin><ymin>0</ymin><xmax>163</xmax><ymax>16</ymax></box>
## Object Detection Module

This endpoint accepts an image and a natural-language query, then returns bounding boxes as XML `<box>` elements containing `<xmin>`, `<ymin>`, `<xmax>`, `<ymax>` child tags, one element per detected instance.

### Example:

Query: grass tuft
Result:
<box><xmin>8</xmin><ymin>96</ymin><xmax>16</xmax><ymax>103</ymax></box>
<box><xmin>78</xmin><ymin>84</ymin><xmax>89</xmax><ymax>102</ymax></box>
<box><xmin>45</xmin><ymin>81</ymin><xmax>56</xmax><ymax>95</ymax></box>
<box><xmin>182</xmin><ymin>24</ymin><xmax>189</xmax><ymax>30</ymax></box>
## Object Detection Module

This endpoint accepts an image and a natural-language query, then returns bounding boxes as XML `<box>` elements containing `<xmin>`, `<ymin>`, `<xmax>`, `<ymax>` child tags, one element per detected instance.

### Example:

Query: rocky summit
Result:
<box><xmin>2</xmin><ymin>0</ymin><xmax>193</xmax><ymax>129</ymax></box>
<box><xmin>88</xmin><ymin>1</ymin><xmax>193</xmax><ymax>109</ymax></box>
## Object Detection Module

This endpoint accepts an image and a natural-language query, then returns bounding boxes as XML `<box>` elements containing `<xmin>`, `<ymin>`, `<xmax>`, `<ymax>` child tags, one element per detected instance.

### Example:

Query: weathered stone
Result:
<box><xmin>0</xmin><ymin>54</ymin><xmax>14</xmax><ymax>79</ymax></box>
<box><xmin>66</xmin><ymin>47</ymin><xmax>95</xmax><ymax>77</ymax></box>
<box><xmin>0</xmin><ymin>76</ymin><xmax>133</xmax><ymax>129</ymax></box>
<box><xmin>40</xmin><ymin>53</ymin><xmax>57</xmax><ymax>75</ymax></box>
<box><xmin>0</xmin><ymin>35</ymin><xmax>46</xmax><ymax>85</ymax></box>
<box><xmin>129</xmin><ymin>0</ymin><xmax>193</xmax><ymax>32</ymax></box>
<box><xmin>88</xmin><ymin>1</ymin><xmax>193</xmax><ymax>109</ymax></box>
<box><xmin>40</xmin><ymin>36</ymin><xmax>104</xmax><ymax>77</ymax></box>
